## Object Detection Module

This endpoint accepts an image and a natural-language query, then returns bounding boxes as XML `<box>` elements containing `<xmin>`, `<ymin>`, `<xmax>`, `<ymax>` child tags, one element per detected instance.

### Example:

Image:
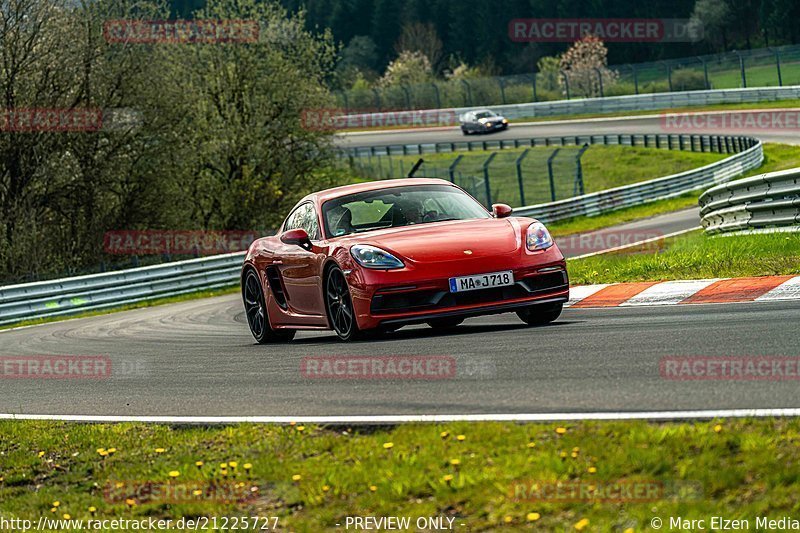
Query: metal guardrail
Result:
<box><xmin>0</xmin><ymin>134</ymin><xmax>763</xmax><ymax>327</ymax></box>
<box><xmin>0</xmin><ymin>252</ymin><xmax>245</xmax><ymax>326</ymax></box>
<box><xmin>699</xmin><ymin>167</ymin><xmax>800</xmax><ymax>234</ymax></box>
<box><xmin>337</xmin><ymin>86</ymin><xmax>800</xmax><ymax>126</ymax></box>
<box><xmin>514</xmin><ymin>136</ymin><xmax>762</xmax><ymax>224</ymax></box>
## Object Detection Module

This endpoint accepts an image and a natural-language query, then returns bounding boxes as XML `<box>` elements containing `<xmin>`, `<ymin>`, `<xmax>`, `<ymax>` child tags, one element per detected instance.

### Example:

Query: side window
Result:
<box><xmin>284</xmin><ymin>203</ymin><xmax>320</xmax><ymax>240</ymax></box>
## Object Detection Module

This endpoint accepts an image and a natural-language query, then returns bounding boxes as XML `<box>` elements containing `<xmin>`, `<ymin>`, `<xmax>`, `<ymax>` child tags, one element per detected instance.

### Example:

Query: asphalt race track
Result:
<box><xmin>2</xmin><ymin>109</ymin><xmax>798</xmax><ymax>418</ymax></box>
<box><xmin>1</xmin><ymin>297</ymin><xmax>798</xmax><ymax>417</ymax></box>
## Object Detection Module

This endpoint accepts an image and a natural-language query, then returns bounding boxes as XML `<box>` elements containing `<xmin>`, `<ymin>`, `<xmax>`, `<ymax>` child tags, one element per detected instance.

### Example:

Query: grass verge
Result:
<box><xmin>567</xmin><ymin>231</ymin><xmax>800</xmax><ymax>285</ymax></box>
<box><xmin>1</xmin><ymin>418</ymin><xmax>798</xmax><ymax>531</ymax></box>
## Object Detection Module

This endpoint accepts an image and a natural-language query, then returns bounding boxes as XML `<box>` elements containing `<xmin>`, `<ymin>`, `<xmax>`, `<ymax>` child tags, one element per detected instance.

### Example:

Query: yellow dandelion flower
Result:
<box><xmin>714</xmin><ymin>424</ymin><xmax>723</xmax><ymax>433</ymax></box>
<box><xmin>50</xmin><ymin>508</ymin><xmax>56</xmax><ymax>513</ymax></box>
<box><xmin>296</xmin><ymin>426</ymin><xmax>305</xmax><ymax>432</ymax></box>
<box><xmin>154</xmin><ymin>448</ymin><xmax>165</xmax><ymax>454</ymax></box>
<box><xmin>440</xmin><ymin>431</ymin><xmax>449</xmax><ymax>438</ymax></box>
<box><xmin>289</xmin><ymin>421</ymin><xmax>296</xmax><ymax>426</ymax></box>
<box><xmin>38</xmin><ymin>451</ymin><xmax>45</xmax><ymax>458</ymax></box>
<box><xmin>555</xmin><ymin>427</ymin><xmax>567</xmax><ymax>435</ymax></box>
<box><xmin>527</xmin><ymin>512</ymin><xmax>541</xmax><ymax>522</ymax></box>
<box><xmin>624</xmin><ymin>529</ymin><xmax>634</xmax><ymax>533</ymax></box>
<box><xmin>192</xmin><ymin>490</ymin><xmax>202</xmax><ymax>496</ymax></box>
<box><xmin>107</xmin><ymin>448</ymin><xmax>117</xmax><ymax>454</ymax></box>
<box><xmin>88</xmin><ymin>507</ymin><xmax>97</xmax><ymax>514</ymax></box>
<box><xmin>588</xmin><ymin>466</ymin><xmax>597</xmax><ymax>474</ymax></box>
<box><xmin>503</xmin><ymin>516</ymin><xmax>512</xmax><ymax>523</ymax></box>
<box><xmin>96</xmin><ymin>448</ymin><xmax>107</xmax><ymax>456</ymax></box>
<box><xmin>52</xmin><ymin>501</ymin><xmax>60</xmax><ymax>508</ymax></box>
<box><xmin>450</xmin><ymin>459</ymin><xmax>461</xmax><ymax>466</ymax></box>
<box><xmin>125</xmin><ymin>499</ymin><xmax>136</xmax><ymax>507</ymax></box>
<box><xmin>292</xmin><ymin>474</ymin><xmax>302</xmax><ymax>482</ymax></box>
<box><xmin>383</xmin><ymin>442</ymin><xmax>394</xmax><ymax>449</ymax></box>
<box><xmin>219</xmin><ymin>463</ymin><xmax>228</xmax><ymax>469</ymax></box>
<box><xmin>62</xmin><ymin>514</ymin><xmax>71</xmax><ymax>520</ymax></box>
<box><xmin>195</xmin><ymin>461</ymin><xmax>204</xmax><ymax>468</ymax></box>
<box><xmin>456</xmin><ymin>434</ymin><xmax>466</xmax><ymax>441</ymax></box>
<box><xmin>243</xmin><ymin>463</ymin><xmax>252</xmax><ymax>471</ymax></box>
<box><xmin>168</xmin><ymin>471</ymin><xmax>180</xmax><ymax>478</ymax></box>
<box><xmin>443</xmin><ymin>474</ymin><xmax>454</xmax><ymax>482</ymax></box>
<box><xmin>526</xmin><ymin>442</ymin><xmax>536</xmax><ymax>448</ymax></box>
<box><xmin>572</xmin><ymin>447</ymin><xmax>580</xmax><ymax>453</ymax></box>
<box><xmin>560</xmin><ymin>451</ymin><xmax>567</xmax><ymax>459</ymax></box>
<box><xmin>571</xmin><ymin>452</ymin><xmax>578</xmax><ymax>458</ymax></box>
<box><xmin>228</xmin><ymin>461</ymin><xmax>238</xmax><ymax>469</ymax></box>
<box><xmin>369</xmin><ymin>485</ymin><xmax>377</xmax><ymax>492</ymax></box>
<box><xmin>574</xmin><ymin>518</ymin><xmax>589</xmax><ymax>530</ymax></box>
<box><xmin>322</xmin><ymin>485</ymin><xmax>330</xmax><ymax>492</ymax></box>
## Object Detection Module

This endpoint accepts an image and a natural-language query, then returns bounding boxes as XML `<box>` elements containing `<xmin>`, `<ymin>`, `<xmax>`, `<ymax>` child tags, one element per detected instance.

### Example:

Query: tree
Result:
<box><xmin>691</xmin><ymin>0</ymin><xmax>733</xmax><ymax>50</ymax></box>
<box><xmin>559</xmin><ymin>35</ymin><xmax>618</xmax><ymax>98</ymax></box>
<box><xmin>394</xmin><ymin>22</ymin><xmax>443</xmax><ymax>72</ymax></box>
<box><xmin>377</xmin><ymin>50</ymin><xmax>432</xmax><ymax>87</ymax></box>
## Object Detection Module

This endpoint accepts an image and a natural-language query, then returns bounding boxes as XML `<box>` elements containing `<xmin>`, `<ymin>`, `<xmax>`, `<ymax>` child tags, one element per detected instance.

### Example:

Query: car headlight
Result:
<box><xmin>350</xmin><ymin>245</ymin><xmax>404</xmax><ymax>269</ymax></box>
<box><xmin>502</xmin><ymin>118</ymin><xmax>508</xmax><ymax>124</ymax></box>
<box><xmin>526</xmin><ymin>222</ymin><xmax>553</xmax><ymax>251</ymax></box>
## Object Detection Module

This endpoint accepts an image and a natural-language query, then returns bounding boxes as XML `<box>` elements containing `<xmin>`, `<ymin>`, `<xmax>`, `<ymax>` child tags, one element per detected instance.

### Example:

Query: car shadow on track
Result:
<box><xmin>287</xmin><ymin>320</ymin><xmax>579</xmax><ymax>345</ymax></box>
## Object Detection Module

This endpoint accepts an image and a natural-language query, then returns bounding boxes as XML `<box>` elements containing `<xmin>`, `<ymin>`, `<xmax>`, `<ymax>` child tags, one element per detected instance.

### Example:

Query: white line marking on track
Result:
<box><xmin>3</xmin><ymin>409</ymin><xmax>800</xmax><ymax>424</ymax></box>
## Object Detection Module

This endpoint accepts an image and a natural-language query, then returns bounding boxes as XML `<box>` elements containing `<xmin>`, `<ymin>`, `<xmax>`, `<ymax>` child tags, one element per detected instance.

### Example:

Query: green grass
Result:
<box><xmin>2</xmin><ymin>418</ymin><xmax>799</xmax><ymax>531</ymax></box>
<box><xmin>355</xmin><ymin>145</ymin><xmax>726</xmax><ymax>207</ymax></box>
<box><xmin>568</xmin><ymin>232</ymin><xmax>800</xmax><ymax>285</ymax></box>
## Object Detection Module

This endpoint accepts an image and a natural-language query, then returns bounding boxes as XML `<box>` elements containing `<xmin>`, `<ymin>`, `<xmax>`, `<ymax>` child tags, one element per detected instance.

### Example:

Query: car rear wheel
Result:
<box><xmin>325</xmin><ymin>265</ymin><xmax>362</xmax><ymax>341</ymax></box>
<box><xmin>461</xmin><ymin>126</ymin><xmax>470</xmax><ymax>135</ymax></box>
<box><xmin>516</xmin><ymin>302</ymin><xmax>562</xmax><ymax>326</ymax></box>
<box><xmin>243</xmin><ymin>269</ymin><xmax>295</xmax><ymax>344</ymax></box>
<box><xmin>427</xmin><ymin>317</ymin><xmax>464</xmax><ymax>329</ymax></box>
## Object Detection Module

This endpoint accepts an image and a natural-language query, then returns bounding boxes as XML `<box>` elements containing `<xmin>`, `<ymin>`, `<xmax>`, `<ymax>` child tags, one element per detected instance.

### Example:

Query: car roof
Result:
<box><xmin>303</xmin><ymin>178</ymin><xmax>457</xmax><ymax>205</ymax></box>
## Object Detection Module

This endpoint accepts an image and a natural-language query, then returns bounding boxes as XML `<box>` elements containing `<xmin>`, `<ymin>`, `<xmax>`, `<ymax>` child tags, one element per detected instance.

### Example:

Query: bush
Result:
<box><xmin>671</xmin><ymin>68</ymin><xmax>708</xmax><ymax>91</ymax></box>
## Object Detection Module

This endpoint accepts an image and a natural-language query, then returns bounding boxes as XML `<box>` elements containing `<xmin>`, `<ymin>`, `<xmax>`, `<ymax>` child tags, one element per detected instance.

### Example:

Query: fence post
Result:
<box><xmin>431</xmin><ymin>82</ymin><xmax>442</xmax><ymax>108</ymax></box>
<box><xmin>734</xmin><ymin>50</ymin><xmax>747</xmax><ymax>88</ymax></box>
<box><xmin>547</xmin><ymin>148</ymin><xmax>560</xmax><ymax>202</ymax></box>
<box><xmin>594</xmin><ymin>67</ymin><xmax>604</xmax><ymax>97</ymax></box>
<box><xmin>632</xmin><ymin>65</ymin><xmax>639</xmax><ymax>94</ymax></box>
<box><xmin>372</xmin><ymin>88</ymin><xmax>381</xmax><ymax>111</ymax></box>
<box><xmin>532</xmin><ymin>73</ymin><xmax>538</xmax><ymax>102</ymax></box>
<box><xmin>560</xmin><ymin>71</ymin><xmax>570</xmax><ymax>99</ymax></box>
<box><xmin>574</xmin><ymin>144</ymin><xmax>589</xmax><ymax>196</ymax></box>
<box><xmin>772</xmin><ymin>49</ymin><xmax>783</xmax><ymax>86</ymax></box>
<box><xmin>401</xmin><ymin>85</ymin><xmax>412</xmax><ymax>110</ymax></box>
<box><xmin>461</xmin><ymin>80</ymin><xmax>473</xmax><ymax>106</ymax></box>
<box><xmin>448</xmin><ymin>155</ymin><xmax>463</xmax><ymax>183</ymax></box>
<box><xmin>515</xmin><ymin>149</ymin><xmax>530</xmax><ymax>206</ymax></box>
<box><xmin>698</xmin><ymin>57</ymin><xmax>710</xmax><ymax>89</ymax></box>
<box><xmin>499</xmin><ymin>78</ymin><xmax>507</xmax><ymax>104</ymax></box>
<box><xmin>482</xmin><ymin>152</ymin><xmax>497</xmax><ymax>207</ymax></box>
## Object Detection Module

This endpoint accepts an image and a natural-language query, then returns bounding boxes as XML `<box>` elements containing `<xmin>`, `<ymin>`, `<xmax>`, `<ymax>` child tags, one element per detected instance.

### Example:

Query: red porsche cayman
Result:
<box><xmin>241</xmin><ymin>178</ymin><xmax>569</xmax><ymax>342</ymax></box>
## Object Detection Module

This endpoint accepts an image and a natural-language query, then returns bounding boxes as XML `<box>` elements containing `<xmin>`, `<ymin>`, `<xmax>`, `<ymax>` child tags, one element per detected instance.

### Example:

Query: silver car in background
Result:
<box><xmin>459</xmin><ymin>109</ymin><xmax>509</xmax><ymax>135</ymax></box>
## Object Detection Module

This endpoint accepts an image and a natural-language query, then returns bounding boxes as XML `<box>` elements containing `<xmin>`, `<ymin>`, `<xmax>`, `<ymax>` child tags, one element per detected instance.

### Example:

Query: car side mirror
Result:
<box><xmin>280</xmin><ymin>228</ymin><xmax>312</xmax><ymax>250</ymax></box>
<box><xmin>492</xmin><ymin>203</ymin><xmax>513</xmax><ymax>218</ymax></box>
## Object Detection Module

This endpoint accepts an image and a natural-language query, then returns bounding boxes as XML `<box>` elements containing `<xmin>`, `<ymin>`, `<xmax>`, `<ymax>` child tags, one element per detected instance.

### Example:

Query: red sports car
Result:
<box><xmin>241</xmin><ymin>178</ymin><xmax>568</xmax><ymax>342</ymax></box>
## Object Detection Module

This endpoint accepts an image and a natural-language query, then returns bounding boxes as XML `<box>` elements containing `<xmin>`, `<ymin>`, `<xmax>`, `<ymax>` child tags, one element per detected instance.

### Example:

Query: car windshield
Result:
<box><xmin>322</xmin><ymin>184</ymin><xmax>491</xmax><ymax>238</ymax></box>
<box><xmin>474</xmin><ymin>111</ymin><xmax>497</xmax><ymax>119</ymax></box>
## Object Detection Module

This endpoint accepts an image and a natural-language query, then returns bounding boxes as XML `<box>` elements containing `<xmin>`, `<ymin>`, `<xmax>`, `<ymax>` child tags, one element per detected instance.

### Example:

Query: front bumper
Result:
<box><xmin>346</xmin><ymin>249</ymin><xmax>568</xmax><ymax>329</ymax></box>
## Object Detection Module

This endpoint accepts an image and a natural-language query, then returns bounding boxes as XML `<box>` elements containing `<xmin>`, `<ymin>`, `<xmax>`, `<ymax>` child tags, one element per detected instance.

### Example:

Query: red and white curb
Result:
<box><xmin>566</xmin><ymin>275</ymin><xmax>800</xmax><ymax>308</ymax></box>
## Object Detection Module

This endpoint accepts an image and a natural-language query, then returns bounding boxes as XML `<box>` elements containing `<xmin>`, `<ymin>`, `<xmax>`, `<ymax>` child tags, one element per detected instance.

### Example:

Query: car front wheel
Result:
<box><xmin>516</xmin><ymin>302</ymin><xmax>562</xmax><ymax>326</ymax></box>
<box><xmin>243</xmin><ymin>269</ymin><xmax>295</xmax><ymax>344</ymax></box>
<box><xmin>325</xmin><ymin>265</ymin><xmax>363</xmax><ymax>341</ymax></box>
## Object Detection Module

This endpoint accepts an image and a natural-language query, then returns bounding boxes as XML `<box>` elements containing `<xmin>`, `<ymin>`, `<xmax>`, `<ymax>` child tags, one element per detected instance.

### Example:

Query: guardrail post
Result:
<box><xmin>679</xmin><ymin>135</ymin><xmax>685</xmax><ymax>151</ymax></box>
<box><xmin>547</xmin><ymin>148</ymin><xmax>560</xmax><ymax>202</ymax></box>
<box><xmin>448</xmin><ymin>155</ymin><xmax>463</xmax><ymax>183</ymax></box>
<box><xmin>515</xmin><ymin>149</ymin><xmax>530</xmax><ymax>206</ymax></box>
<box><xmin>483</xmin><ymin>152</ymin><xmax>497</xmax><ymax>207</ymax></box>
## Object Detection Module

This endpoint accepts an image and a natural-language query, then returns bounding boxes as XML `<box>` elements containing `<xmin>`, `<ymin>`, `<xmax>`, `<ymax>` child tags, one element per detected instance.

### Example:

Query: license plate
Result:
<box><xmin>449</xmin><ymin>270</ymin><xmax>514</xmax><ymax>293</ymax></box>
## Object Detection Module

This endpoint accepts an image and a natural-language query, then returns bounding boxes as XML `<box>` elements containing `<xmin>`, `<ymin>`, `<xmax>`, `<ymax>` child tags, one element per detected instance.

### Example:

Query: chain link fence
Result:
<box><xmin>349</xmin><ymin>146</ymin><xmax>590</xmax><ymax>208</ymax></box>
<box><xmin>335</xmin><ymin>44</ymin><xmax>800</xmax><ymax>112</ymax></box>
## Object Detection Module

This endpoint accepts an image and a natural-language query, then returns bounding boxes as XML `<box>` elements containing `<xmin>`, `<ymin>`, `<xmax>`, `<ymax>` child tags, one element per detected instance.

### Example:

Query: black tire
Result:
<box><xmin>427</xmin><ymin>317</ymin><xmax>465</xmax><ymax>329</ymax></box>
<box><xmin>325</xmin><ymin>265</ymin><xmax>363</xmax><ymax>341</ymax></box>
<box><xmin>243</xmin><ymin>269</ymin><xmax>295</xmax><ymax>344</ymax></box>
<box><xmin>516</xmin><ymin>302</ymin><xmax>563</xmax><ymax>326</ymax></box>
<box><xmin>461</xmin><ymin>127</ymin><xmax>470</xmax><ymax>135</ymax></box>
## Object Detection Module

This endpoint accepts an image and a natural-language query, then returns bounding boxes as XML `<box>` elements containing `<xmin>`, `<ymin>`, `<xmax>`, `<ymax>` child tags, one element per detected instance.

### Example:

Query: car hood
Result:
<box><xmin>343</xmin><ymin>218</ymin><xmax>523</xmax><ymax>262</ymax></box>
